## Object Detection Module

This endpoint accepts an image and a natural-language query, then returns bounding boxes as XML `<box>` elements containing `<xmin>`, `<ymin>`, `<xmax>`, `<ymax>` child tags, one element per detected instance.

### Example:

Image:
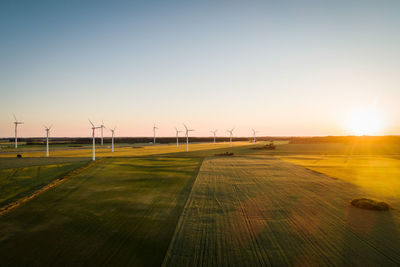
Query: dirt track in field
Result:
<box><xmin>163</xmin><ymin>156</ymin><xmax>400</xmax><ymax>266</ymax></box>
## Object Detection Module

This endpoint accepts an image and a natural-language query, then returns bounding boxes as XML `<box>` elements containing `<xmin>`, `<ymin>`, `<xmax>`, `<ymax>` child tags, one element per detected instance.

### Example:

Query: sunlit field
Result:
<box><xmin>0</xmin><ymin>141</ymin><xmax>399</xmax><ymax>265</ymax></box>
<box><xmin>2</xmin><ymin>0</ymin><xmax>400</xmax><ymax>266</ymax></box>
<box><xmin>164</xmin><ymin>156</ymin><xmax>400</xmax><ymax>266</ymax></box>
<box><xmin>0</xmin><ymin>142</ymin><xmax>250</xmax><ymax>158</ymax></box>
<box><xmin>279</xmin><ymin>155</ymin><xmax>400</xmax><ymax>202</ymax></box>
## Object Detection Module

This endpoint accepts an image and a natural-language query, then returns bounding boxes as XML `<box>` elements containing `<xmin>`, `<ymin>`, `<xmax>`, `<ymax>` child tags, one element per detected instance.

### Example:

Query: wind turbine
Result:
<box><xmin>210</xmin><ymin>129</ymin><xmax>217</xmax><ymax>144</ymax></box>
<box><xmin>175</xmin><ymin>127</ymin><xmax>182</xmax><ymax>147</ymax></box>
<box><xmin>183</xmin><ymin>124</ymin><xmax>194</xmax><ymax>152</ymax></box>
<box><xmin>44</xmin><ymin>125</ymin><xmax>52</xmax><ymax>157</ymax></box>
<box><xmin>100</xmin><ymin>120</ymin><xmax>105</xmax><ymax>145</ymax></box>
<box><xmin>252</xmin><ymin>128</ymin><xmax>259</xmax><ymax>143</ymax></box>
<box><xmin>153</xmin><ymin>124</ymin><xmax>158</xmax><ymax>144</ymax></box>
<box><xmin>109</xmin><ymin>126</ymin><xmax>116</xmax><ymax>152</ymax></box>
<box><xmin>89</xmin><ymin>120</ymin><xmax>101</xmax><ymax>161</ymax></box>
<box><xmin>13</xmin><ymin>114</ymin><xmax>24</xmax><ymax>149</ymax></box>
<box><xmin>226</xmin><ymin>127</ymin><xmax>235</xmax><ymax>147</ymax></box>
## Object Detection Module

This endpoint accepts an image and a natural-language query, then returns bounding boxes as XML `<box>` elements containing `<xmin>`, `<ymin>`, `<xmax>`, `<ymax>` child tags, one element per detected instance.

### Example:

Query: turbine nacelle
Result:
<box><xmin>109</xmin><ymin>126</ymin><xmax>116</xmax><ymax>133</ymax></box>
<box><xmin>13</xmin><ymin>114</ymin><xmax>24</xmax><ymax>125</ymax></box>
<box><xmin>44</xmin><ymin>125</ymin><xmax>53</xmax><ymax>132</ymax></box>
<box><xmin>226</xmin><ymin>127</ymin><xmax>235</xmax><ymax>136</ymax></box>
<box><xmin>89</xmin><ymin>120</ymin><xmax>101</xmax><ymax>130</ymax></box>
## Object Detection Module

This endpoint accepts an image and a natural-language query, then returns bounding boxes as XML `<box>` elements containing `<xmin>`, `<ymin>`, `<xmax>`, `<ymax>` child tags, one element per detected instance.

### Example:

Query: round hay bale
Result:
<box><xmin>351</xmin><ymin>198</ymin><xmax>389</xmax><ymax>211</ymax></box>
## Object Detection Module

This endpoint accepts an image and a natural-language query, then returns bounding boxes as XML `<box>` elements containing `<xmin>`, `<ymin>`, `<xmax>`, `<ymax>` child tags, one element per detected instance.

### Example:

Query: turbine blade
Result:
<box><xmin>13</xmin><ymin>113</ymin><xmax>17</xmax><ymax>121</ymax></box>
<box><xmin>89</xmin><ymin>119</ymin><xmax>95</xmax><ymax>127</ymax></box>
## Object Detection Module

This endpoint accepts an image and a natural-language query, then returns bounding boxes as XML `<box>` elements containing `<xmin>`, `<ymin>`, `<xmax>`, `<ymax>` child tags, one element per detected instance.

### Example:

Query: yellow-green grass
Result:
<box><xmin>279</xmin><ymin>155</ymin><xmax>400</xmax><ymax>204</ymax></box>
<box><xmin>0</xmin><ymin>161</ymin><xmax>89</xmax><ymax>207</ymax></box>
<box><xmin>164</xmin><ymin>156</ymin><xmax>400</xmax><ymax>266</ymax></box>
<box><xmin>0</xmin><ymin>142</ymin><xmax>250</xmax><ymax>158</ymax></box>
<box><xmin>0</xmin><ymin>156</ymin><xmax>202</xmax><ymax>266</ymax></box>
<box><xmin>271</xmin><ymin>142</ymin><xmax>400</xmax><ymax>156</ymax></box>
<box><xmin>0</xmin><ymin>157</ymin><xmax>89</xmax><ymax>169</ymax></box>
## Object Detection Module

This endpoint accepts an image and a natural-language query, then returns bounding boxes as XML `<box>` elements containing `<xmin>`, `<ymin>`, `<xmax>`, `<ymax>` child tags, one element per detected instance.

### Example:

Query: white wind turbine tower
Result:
<box><xmin>252</xmin><ymin>128</ymin><xmax>259</xmax><ymax>143</ymax></box>
<box><xmin>175</xmin><ymin>127</ymin><xmax>182</xmax><ymax>147</ymax></box>
<box><xmin>100</xmin><ymin>120</ymin><xmax>105</xmax><ymax>145</ymax></box>
<box><xmin>183</xmin><ymin>124</ymin><xmax>194</xmax><ymax>152</ymax></box>
<box><xmin>226</xmin><ymin>127</ymin><xmax>235</xmax><ymax>147</ymax></box>
<box><xmin>109</xmin><ymin>126</ymin><xmax>116</xmax><ymax>152</ymax></box>
<box><xmin>13</xmin><ymin>114</ymin><xmax>24</xmax><ymax>149</ymax></box>
<box><xmin>153</xmin><ymin>124</ymin><xmax>158</xmax><ymax>144</ymax></box>
<box><xmin>89</xmin><ymin>120</ymin><xmax>101</xmax><ymax>161</ymax></box>
<box><xmin>210</xmin><ymin>129</ymin><xmax>217</xmax><ymax>144</ymax></box>
<box><xmin>44</xmin><ymin>125</ymin><xmax>52</xmax><ymax>157</ymax></box>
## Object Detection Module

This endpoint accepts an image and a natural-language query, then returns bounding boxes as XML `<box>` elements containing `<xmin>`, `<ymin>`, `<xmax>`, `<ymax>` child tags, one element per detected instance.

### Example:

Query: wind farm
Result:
<box><xmin>1</xmin><ymin>1</ymin><xmax>400</xmax><ymax>266</ymax></box>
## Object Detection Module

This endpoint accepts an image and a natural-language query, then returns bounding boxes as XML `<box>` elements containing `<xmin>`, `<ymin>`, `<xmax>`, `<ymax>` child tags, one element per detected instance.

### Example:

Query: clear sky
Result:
<box><xmin>1</xmin><ymin>0</ymin><xmax>399</xmax><ymax>137</ymax></box>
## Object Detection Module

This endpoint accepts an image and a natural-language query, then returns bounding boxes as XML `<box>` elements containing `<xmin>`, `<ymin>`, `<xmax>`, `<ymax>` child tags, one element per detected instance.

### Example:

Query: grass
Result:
<box><xmin>0</xmin><ymin>156</ymin><xmax>202</xmax><ymax>266</ymax></box>
<box><xmin>0</xmin><ymin>141</ymin><xmax>250</xmax><ymax>158</ymax></box>
<box><xmin>278</xmin><ymin>155</ymin><xmax>400</xmax><ymax>202</ymax></box>
<box><xmin>0</xmin><ymin>161</ymin><xmax>89</xmax><ymax>207</ymax></box>
<box><xmin>0</xmin><ymin>141</ymin><xmax>399</xmax><ymax>265</ymax></box>
<box><xmin>163</xmin><ymin>156</ymin><xmax>400</xmax><ymax>266</ymax></box>
<box><xmin>0</xmin><ymin>157</ymin><xmax>89</xmax><ymax>169</ymax></box>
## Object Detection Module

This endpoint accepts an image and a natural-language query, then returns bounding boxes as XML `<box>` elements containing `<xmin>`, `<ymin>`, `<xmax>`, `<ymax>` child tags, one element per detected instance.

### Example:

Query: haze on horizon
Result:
<box><xmin>1</xmin><ymin>1</ymin><xmax>399</xmax><ymax>138</ymax></box>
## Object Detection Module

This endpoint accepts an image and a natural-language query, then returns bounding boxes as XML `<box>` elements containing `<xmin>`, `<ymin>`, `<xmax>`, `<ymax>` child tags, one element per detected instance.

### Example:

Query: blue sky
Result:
<box><xmin>1</xmin><ymin>1</ymin><xmax>399</xmax><ymax>137</ymax></box>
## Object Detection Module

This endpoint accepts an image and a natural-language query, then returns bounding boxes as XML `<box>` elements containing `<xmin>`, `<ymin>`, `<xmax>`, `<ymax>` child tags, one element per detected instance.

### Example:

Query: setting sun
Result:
<box><xmin>347</xmin><ymin>107</ymin><xmax>385</xmax><ymax>136</ymax></box>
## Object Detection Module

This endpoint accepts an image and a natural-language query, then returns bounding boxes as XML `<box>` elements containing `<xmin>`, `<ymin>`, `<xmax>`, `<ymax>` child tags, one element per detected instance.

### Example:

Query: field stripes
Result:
<box><xmin>0</xmin><ymin>160</ymin><xmax>95</xmax><ymax>215</ymax></box>
<box><xmin>0</xmin><ymin>157</ymin><xmax>203</xmax><ymax>266</ymax></box>
<box><xmin>163</xmin><ymin>156</ymin><xmax>400</xmax><ymax>266</ymax></box>
<box><xmin>278</xmin><ymin>155</ymin><xmax>400</xmax><ymax>204</ymax></box>
<box><xmin>0</xmin><ymin>157</ymin><xmax>89</xmax><ymax>169</ymax></box>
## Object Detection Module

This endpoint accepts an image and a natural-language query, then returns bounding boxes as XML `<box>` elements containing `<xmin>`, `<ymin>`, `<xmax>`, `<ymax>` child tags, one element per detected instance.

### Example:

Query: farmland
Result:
<box><xmin>0</xmin><ymin>141</ymin><xmax>250</xmax><ymax>158</ymax></box>
<box><xmin>0</xmin><ymin>141</ymin><xmax>399</xmax><ymax>266</ymax></box>
<box><xmin>0</xmin><ymin>156</ymin><xmax>203</xmax><ymax>266</ymax></box>
<box><xmin>279</xmin><ymin>155</ymin><xmax>400</xmax><ymax>202</ymax></box>
<box><xmin>0</xmin><ymin>160</ymin><xmax>89</xmax><ymax>207</ymax></box>
<box><xmin>163</xmin><ymin>156</ymin><xmax>400</xmax><ymax>266</ymax></box>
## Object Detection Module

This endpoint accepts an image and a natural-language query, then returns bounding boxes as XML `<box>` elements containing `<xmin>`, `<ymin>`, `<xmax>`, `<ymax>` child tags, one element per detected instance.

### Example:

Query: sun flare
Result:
<box><xmin>347</xmin><ymin>107</ymin><xmax>384</xmax><ymax>136</ymax></box>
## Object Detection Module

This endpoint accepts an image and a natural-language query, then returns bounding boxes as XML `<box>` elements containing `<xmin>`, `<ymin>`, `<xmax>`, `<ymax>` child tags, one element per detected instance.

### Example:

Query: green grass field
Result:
<box><xmin>0</xmin><ymin>157</ymin><xmax>89</xmax><ymax>169</ymax></box>
<box><xmin>0</xmin><ymin>156</ymin><xmax>202</xmax><ymax>266</ymax></box>
<box><xmin>0</xmin><ymin>141</ymin><xmax>399</xmax><ymax>266</ymax></box>
<box><xmin>0</xmin><ymin>161</ymin><xmax>89</xmax><ymax>207</ymax></box>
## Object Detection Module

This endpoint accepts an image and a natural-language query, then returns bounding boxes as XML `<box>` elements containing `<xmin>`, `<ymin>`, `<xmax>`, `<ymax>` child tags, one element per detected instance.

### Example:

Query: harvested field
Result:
<box><xmin>279</xmin><ymin>155</ymin><xmax>400</xmax><ymax>203</ymax></box>
<box><xmin>163</xmin><ymin>156</ymin><xmax>400</xmax><ymax>266</ymax></box>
